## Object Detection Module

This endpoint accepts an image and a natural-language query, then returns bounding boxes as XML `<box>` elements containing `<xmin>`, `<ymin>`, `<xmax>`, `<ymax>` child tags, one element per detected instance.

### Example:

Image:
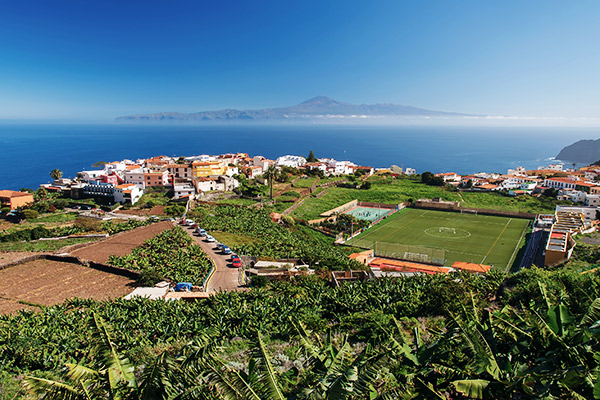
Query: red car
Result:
<box><xmin>232</xmin><ymin>259</ymin><xmax>242</xmax><ymax>268</ymax></box>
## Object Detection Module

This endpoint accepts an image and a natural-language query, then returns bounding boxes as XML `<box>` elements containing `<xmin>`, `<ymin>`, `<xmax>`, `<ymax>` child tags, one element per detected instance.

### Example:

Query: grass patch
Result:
<box><xmin>215</xmin><ymin>198</ymin><xmax>260</xmax><ymax>206</ymax></box>
<box><xmin>0</xmin><ymin>237</ymin><xmax>98</xmax><ymax>252</ymax></box>
<box><xmin>292</xmin><ymin>177</ymin><xmax>562</xmax><ymax>220</ymax></box>
<box><xmin>347</xmin><ymin>208</ymin><xmax>530</xmax><ymax>269</ymax></box>
<box><xmin>211</xmin><ymin>231</ymin><xmax>262</xmax><ymax>247</ymax></box>
<box><xmin>293</xmin><ymin>177</ymin><xmax>318</xmax><ymax>188</ymax></box>
<box><xmin>33</xmin><ymin>212</ymin><xmax>79</xmax><ymax>223</ymax></box>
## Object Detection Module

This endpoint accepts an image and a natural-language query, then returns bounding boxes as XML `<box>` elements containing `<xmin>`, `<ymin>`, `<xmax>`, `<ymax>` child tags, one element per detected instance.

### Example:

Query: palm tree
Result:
<box><xmin>50</xmin><ymin>168</ymin><xmax>63</xmax><ymax>181</ymax></box>
<box><xmin>263</xmin><ymin>166</ymin><xmax>277</xmax><ymax>199</ymax></box>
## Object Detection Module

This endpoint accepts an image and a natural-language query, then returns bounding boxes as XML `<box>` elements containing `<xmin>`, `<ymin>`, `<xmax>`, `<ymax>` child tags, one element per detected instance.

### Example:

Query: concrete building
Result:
<box><xmin>404</xmin><ymin>167</ymin><xmax>416</xmax><ymax>175</ymax></box>
<box><xmin>0</xmin><ymin>190</ymin><xmax>34</xmax><ymax>209</ymax></box>
<box><xmin>144</xmin><ymin>170</ymin><xmax>169</xmax><ymax>187</ymax></box>
<box><xmin>78</xmin><ymin>170</ymin><xmax>104</xmax><ymax>182</ymax></box>
<box><xmin>83</xmin><ymin>180</ymin><xmax>114</xmax><ymax>198</ymax></box>
<box><xmin>113</xmin><ymin>184</ymin><xmax>143</xmax><ymax>205</ymax></box>
<box><xmin>124</xmin><ymin>168</ymin><xmax>146</xmax><ymax>189</ymax></box>
<box><xmin>276</xmin><ymin>155</ymin><xmax>307</xmax><ymax>168</ymax></box>
<box><xmin>192</xmin><ymin>160</ymin><xmax>226</xmax><ymax>177</ymax></box>
<box><xmin>174</xmin><ymin>183</ymin><xmax>196</xmax><ymax>199</ymax></box>
<box><xmin>166</xmin><ymin>164</ymin><xmax>192</xmax><ymax>180</ymax></box>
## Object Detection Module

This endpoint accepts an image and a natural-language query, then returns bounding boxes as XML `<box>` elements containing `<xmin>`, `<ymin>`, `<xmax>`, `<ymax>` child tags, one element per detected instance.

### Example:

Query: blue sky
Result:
<box><xmin>0</xmin><ymin>1</ymin><xmax>599</xmax><ymax>120</ymax></box>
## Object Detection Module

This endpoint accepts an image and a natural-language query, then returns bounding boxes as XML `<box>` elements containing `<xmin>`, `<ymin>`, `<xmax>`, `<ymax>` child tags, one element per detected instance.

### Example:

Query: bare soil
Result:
<box><xmin>114</xmin><ymin>206</ymin><xmax>166</xmax><ymax>216</ymax></box>
<box><xmin>0</xmin><ymin>251</ymin><xmax>45</xmax><ymax>267</ymax></box>
<box><xmin>70</xmin><ymin>220</ymin><xmax>173</xmax><ymax>263</ymax></box>
<box><xmin>0</xmin><ymin>259</ymin><xmax>135</xmax><ymax>314</ymax></box>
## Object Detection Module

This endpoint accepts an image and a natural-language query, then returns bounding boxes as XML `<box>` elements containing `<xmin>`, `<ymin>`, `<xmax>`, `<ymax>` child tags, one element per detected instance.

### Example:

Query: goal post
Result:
<box><xmin>461</xmin><ymin>209</ymin><xmax>478</xmax><ymax>216</ymax></box>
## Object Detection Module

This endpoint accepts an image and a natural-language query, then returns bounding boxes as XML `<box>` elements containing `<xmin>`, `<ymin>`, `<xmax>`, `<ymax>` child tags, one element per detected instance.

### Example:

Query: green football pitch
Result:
<box><xmin>346</xmin><ymin>208</ymin><xmax>530</xmax><ymax>270</ymax></box>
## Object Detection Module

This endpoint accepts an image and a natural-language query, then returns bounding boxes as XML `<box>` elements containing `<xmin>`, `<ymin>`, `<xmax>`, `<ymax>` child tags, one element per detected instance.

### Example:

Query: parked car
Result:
<box><xmin>231</xmin><ymin>253</ymin><xmax>239</xmax><ymax>260</ymax></box>
<box><xmin>196</xmin><ymin>228</ymin><xmax>206</xmax><ymax>236</ymax></box>
<box><xmin>185</xmin><ymin>219</ymin><xmax>195</xmax><ymax>226</ymax></box>
<box><xmin>222</xmin><ymin>246</ymin><xmax>232</xmax><ymax>255</ymax></box>
<box><xmin>191</xmin><ymin>224</ymin><xmax>198</xmax><ymax>229</ymax></box>
<box><xmin>205</xmin><ymin>235</ymin><xmax>216</xmax><ymax>242</ymax></box>
<box><xmin>216</xmin><ymin>243</ymin><xmax>224</xmax><ymax>250</ymax></box>
<box><xmin>232</xmin><ymin>259</ymin><xmax>242</xmax><ymax>268</ymax></box>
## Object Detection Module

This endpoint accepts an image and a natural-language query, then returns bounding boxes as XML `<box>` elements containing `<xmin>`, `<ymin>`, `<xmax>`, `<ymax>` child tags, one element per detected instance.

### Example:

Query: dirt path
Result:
<box><xmin>181</xmin><ymin>225</ymin><xmax>245</xmax><ymax>292</ymax></box>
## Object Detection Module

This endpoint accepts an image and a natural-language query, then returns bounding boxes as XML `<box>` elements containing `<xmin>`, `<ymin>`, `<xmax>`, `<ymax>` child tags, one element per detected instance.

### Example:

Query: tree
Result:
<box><xmin>22</xmin><ymin>209</ymin><xmax>39</xmax><ymax>220</ymax></box>
<box><xmin>466</xmin><ymin>179</ymin><xmax>474</xmax><ymax>188</ymax></box>
<box><xmin>421</xmin><ymin>171</ymin><xmax>434</xmax><ymax>184</ymax></box>
<box><xmin>50</xmin><ymin>168</ymin><xmax>63</xmax><ymax>180</ymax></box>
<box><xmin>177</xmin><ymin>156</ymin><xmax>186</xmax><ymax>164</ymax></box>
<box><xmin>306</xmin><ymin>150</ymin><xmax>318</xmax><ymax>163</ymax></box>
<box><xmin>263</xmin><ymin>166</ymin><xmax>277</xmax><ymax>199</ymax></box>
<box><xmin>34</xmin><ymin>187</ymin><xmax>48</xmax><ymax>201</ymax></box>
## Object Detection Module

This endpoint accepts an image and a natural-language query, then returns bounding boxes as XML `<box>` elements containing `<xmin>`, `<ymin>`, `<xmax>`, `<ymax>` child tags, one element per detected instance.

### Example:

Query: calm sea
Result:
<box><xmin>0</xmin><ymin>123</ymin><xmax>596</xmax><ymax>190</ymax></box>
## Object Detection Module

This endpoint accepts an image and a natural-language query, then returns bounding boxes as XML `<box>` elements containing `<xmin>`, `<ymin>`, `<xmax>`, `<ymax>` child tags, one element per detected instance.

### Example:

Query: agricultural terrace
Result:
<box><xmin>108</xmin><ymin>227</ymin><xmax>212</xmax><ymax>285</ymax></box>
<box><xmin>291</xmin><ymin>176</ymin><xmax>564</xmax><ymax>220</ymax></box>
<box><xmin>187</xmin><ymin>204</ymin><xmax>361</xmax><ymax>270</ymax></box>
<box><xmin>0</xmin><ymin>258</ymin><xmax>134</xmax><ymax>314</ymax></box>
<box><xmin>347</xmin><ymin>208</ymin><xmax>530</xmax><ymax>270</ymax></box>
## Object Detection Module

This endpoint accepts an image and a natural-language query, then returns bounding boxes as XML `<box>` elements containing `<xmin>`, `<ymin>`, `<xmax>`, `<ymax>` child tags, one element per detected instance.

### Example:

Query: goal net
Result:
<box><xmin>347</xmin><ymin>240</ymin><xmax>446</xmax><ymax>265</ymax></box>
<box><xmin>461</xmin><ymin>209</ymin><xmax>478</xmax><ymax>215</ymax></box>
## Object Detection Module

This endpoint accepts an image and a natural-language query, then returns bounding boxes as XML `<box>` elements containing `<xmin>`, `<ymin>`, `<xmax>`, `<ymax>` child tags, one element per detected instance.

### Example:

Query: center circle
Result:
<box><xmin>424</xmin><ymin>227</ymin><xmax>471</xmax><ymax>239</ymax></box>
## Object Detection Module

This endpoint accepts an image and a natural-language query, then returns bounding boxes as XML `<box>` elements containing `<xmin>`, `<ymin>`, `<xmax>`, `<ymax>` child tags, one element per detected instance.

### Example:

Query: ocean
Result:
<box><xmin>0</xmin><ymin>123</ymin><xmax>596</xmax><ymax>190</ymax></box>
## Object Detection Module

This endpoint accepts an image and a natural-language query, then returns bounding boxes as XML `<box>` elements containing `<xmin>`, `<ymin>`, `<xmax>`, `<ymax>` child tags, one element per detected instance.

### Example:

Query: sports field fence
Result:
<box><xmin>350</xmin><ymin>238</ymin><xmax>447</xmax><ymax>265</ymax></box>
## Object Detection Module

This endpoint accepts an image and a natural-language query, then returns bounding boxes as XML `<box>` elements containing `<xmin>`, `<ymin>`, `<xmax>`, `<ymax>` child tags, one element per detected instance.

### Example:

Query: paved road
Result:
<box><xmin>181</xmin><ymin>225</ymin><xmax>245</xmax><ymax>292</ymax></box>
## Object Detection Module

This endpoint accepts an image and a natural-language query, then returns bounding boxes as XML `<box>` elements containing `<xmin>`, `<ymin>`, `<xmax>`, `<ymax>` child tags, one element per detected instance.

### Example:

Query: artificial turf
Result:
<box><xmin>346</xmin><ymin>208</ymin><xmax>531</xmax><ymax>270</ymax></box>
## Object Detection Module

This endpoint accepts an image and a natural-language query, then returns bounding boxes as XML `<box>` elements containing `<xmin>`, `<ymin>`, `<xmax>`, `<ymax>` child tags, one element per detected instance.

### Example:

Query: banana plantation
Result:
<box><xmin>187</xmin><ymin>204</ymin><xmax>361</xmax><ymax>270</ymax></box>
<box><xmin>3</xmin><ymin>267</ymin><xmax>600</xmax><ymax>399</ymax></box>
<box><xmin>108</xmin><ymin>227</ymin><xmax>213</xmax><ymax>285</ymax></box>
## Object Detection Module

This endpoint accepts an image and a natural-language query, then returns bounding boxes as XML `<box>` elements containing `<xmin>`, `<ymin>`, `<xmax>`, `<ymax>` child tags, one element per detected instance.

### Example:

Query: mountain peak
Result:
<box><xmin>298</xmin><ymin>96</ymin><xmax>345</xmax><ymax>106</ymax></box>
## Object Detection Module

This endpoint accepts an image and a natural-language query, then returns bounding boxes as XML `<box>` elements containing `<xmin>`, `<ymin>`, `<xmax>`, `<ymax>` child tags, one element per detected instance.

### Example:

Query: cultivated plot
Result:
<box><xmin>347</xmin><ymin>208</ymin><xmax>530</xmax><ymax>270</ymax></box>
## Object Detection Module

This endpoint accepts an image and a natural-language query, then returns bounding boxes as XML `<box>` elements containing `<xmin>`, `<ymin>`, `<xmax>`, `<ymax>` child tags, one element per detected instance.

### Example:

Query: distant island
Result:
<box><xmin>115</xmin><ymin>96</ymin><xmax>475</xmax><ymax>122</ymax></box>
<box><xmin>556</xmin><ymin>139</ymin><xmax>600</xmax><ymax>163</ymax></box>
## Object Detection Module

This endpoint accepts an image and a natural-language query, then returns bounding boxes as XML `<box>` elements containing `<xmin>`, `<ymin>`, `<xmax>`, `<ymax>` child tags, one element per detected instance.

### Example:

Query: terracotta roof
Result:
<box><xmin>0</xmin><ymin>190</ymin><xmax>34</xmax><ymax>198</ymax></box>
<box><xmin>451</xmin><ymin>261</ymin><xmax>491</xmax><ymax>273</ymax></box>
<box><xmin>115</xmin><ymin>184</ymin><xmax>135</xmax><ymax>189</ymax></box>
<box><xmin>370</xmin><ymin>258</ymin><xmax>451</xmax><ymax>274</ymax></box>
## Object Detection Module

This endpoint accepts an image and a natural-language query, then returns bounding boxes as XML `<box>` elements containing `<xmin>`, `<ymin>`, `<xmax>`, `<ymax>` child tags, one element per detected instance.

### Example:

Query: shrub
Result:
<box><xmin>1</xmin><ymin>207</ymin><xmax>10</xmax><ymax>215</ymax></box>
<box><xmin>137</xmin><ymin>268</ymin><xmax>163</xmax><ymax>287</ymax></box>
<box><xmin>74</xmin><ymin>217</ymin><xmax>102</xmax><ymax>232</ymax></box>
<box><xmin>22</xmin><ymin>209</ymin><xmax>39</xmax><ymax>220</ymax></box>
<box><xmin>251</xmin><ymin>275</ymin><xmax>268</xmax><ymax>288</ymax></box>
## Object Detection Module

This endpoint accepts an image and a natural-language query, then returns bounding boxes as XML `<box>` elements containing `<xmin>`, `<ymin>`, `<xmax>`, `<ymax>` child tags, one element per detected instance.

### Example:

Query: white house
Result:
<box><xmin>276</xmin><ymin>155</ymin><xmax>307</xmax><ymax>168</ymax></box>
<box><xmin>585</xmin><ymin>194</ymin><xmax>600</xmax><ymax>207</ymax></box>
<box><xmin>327</xmin><ymin>160</ymin><xmax>356</xmax><ymax>175</ymax></box>
<box><xmin>173</xmin><ymin>183</ymin><xmax>196</xmax><ymax>199</ymax></box>
<box><xmin>79</xmin><ymin>170</ymin><xmax>104</xmax><ymax>182</ymax></box>
<box><xmin>544</xmin><ymin>177</ymin><xmax>578</xmax><ymax>190</ymax></box>
<box><xmin>113</xmin><ymin>184</ymin><xmax>143</xmax><ymax>205</ymax></box>
<box><xmin>557</xmin><ymin>189</ymin><xmax>586</xmax><ymax>203</ymax></box>
<box><xmin>507</xmin><ymin>166</ymin><xmax>527</xmax><ymax>175</ymax></box>
<box><xmin>405</xmin><ymin>168</ymin><xmax>416</xmax><ymax>175</ymax></box>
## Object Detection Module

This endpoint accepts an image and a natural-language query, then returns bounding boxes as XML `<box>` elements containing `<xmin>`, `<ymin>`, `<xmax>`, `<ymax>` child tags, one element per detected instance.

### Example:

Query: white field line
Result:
<box><xmin>481</xmin><ymin>218</ymin><xmax>512</xmax><ymax>264</ymax></box>
<box><xmin>505</xmin><ymin>221</ymin><xmax>529</xmax><ymax>274</ymax></box>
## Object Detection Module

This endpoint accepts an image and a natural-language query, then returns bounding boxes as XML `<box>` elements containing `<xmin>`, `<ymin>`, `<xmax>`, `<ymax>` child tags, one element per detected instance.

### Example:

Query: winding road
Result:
<box><xmin>182</xmin><ymin>225</ymin><xmax>245</xmax><ymax>292</ymax></box>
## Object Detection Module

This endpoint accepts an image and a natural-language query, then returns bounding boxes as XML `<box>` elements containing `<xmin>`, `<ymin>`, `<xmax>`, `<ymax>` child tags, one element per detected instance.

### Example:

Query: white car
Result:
<box><xmin>205</xmin><ymin>235</ymin><xmax>216</xmax><ymax>242</ymax></box>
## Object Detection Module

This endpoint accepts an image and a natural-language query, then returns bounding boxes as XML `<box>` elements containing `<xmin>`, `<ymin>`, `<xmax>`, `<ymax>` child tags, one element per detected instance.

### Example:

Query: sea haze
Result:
<box><xmin>0</xmin><ymin>123</ymin><xmax>594</xmax><ymax>190</ymax></box>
